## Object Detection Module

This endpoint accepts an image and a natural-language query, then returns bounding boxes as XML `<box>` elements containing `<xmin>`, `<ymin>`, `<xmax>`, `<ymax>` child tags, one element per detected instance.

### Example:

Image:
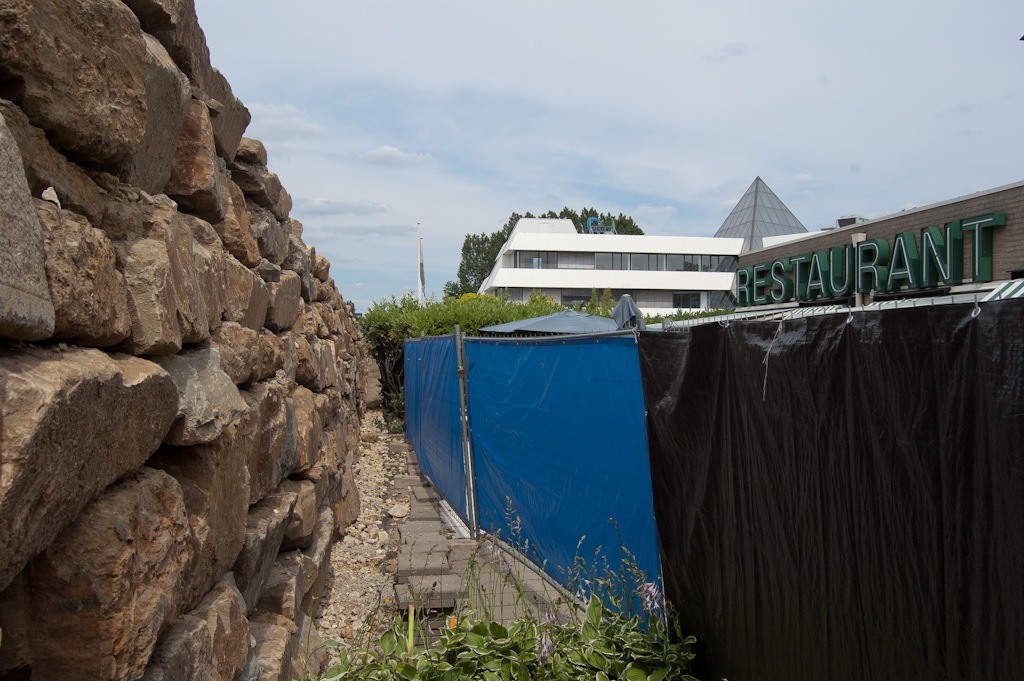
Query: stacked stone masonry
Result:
<box><xmin>0</xmin><ymin>2</ymin><xmax>367</xmax><ymax>679</ymax></box>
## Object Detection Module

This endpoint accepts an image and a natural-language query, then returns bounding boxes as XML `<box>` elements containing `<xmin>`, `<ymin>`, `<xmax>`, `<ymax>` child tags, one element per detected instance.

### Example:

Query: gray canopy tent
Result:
<box><xmin>479</xmin><ymin>310</ymin><xmax>618</xmax><ymax>336</ymax></box>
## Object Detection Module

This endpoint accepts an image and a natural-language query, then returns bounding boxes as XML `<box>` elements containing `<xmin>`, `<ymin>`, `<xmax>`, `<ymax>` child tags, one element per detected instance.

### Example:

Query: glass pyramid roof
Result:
<box><xmin>714</xmin><ymin>177</ymin><xmax>807</xmax><ymax>252</ymax></box>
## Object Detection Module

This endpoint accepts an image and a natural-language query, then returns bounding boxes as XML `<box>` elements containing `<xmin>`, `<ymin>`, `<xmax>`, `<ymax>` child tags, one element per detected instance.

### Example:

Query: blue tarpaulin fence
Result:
<box><xmin>404</xmin><ymin>335</ymin><xmax>468</xmax><ymax>519</ymax></box>
<box><xmin>404</xmin><ymin>332</ymin><xmax>662</xmax><ymax>598</ymax></box>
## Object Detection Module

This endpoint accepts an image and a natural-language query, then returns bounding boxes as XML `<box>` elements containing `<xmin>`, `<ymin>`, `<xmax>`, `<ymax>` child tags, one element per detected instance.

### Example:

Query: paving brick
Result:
<box><xmin>393</xmin><ymin>475</ymin><xmax>422</xmax><ymax>489</ymax></box>
<box><xmin>408</xmin><ymin>500</ymin><xmax>438</xmax><ymax>521</ymax></box>
<box><xmin>411</xmin><ymin>485</ymin><xmax>439</xmax><ymax>503</ymax></box>
<box><xmin>396</xmin><ymin>551</ymin><xmax>448</xmax><ymax>583</ymax></box>
<box><xmin>394</xmin><ymin>574</ymin><xmax>467</xmax><ymax>610</ymax></box>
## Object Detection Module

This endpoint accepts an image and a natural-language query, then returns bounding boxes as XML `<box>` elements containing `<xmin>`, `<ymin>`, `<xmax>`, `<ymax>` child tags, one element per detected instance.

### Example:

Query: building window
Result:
<box><xmin>597</xmin><ymin>253</ymin><xmax>731</xmax><ymax>272</ymax></box>
<box><xmin>516</xmin><ymin>251</ymin><xmax>557</xmax><ymax>269</ymax></box>
<box><xmin>673</xmin><ymin>291</ymin><xmax>702</xmax><ymax>309</ymax></box>
<box><xmin>557</xmin><ymin>252</ymin><xmax>595</xmax><ymax>269</ymax></box>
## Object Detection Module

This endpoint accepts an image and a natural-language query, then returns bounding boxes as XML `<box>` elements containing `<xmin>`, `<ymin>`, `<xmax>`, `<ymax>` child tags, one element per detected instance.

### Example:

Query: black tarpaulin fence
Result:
<box><xmin>637</xmin><ymin>299</ymin><xmax>1024</xmax><ymax>681</ymax></box>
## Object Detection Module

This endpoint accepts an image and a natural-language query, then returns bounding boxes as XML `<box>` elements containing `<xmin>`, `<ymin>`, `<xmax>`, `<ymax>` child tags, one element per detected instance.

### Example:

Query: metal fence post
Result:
<box><xmin>454</xmin><ymin>325</ymin><xmax>480</xmax><ymax>539</ymax></box>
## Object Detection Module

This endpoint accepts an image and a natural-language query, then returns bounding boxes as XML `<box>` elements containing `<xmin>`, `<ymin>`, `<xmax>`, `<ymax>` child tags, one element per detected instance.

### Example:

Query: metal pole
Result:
<box><xmin>851</xmin><ymin>232</ymin><xmax>867</xmax><ymax>307</ymax></box>
<box><xmin>454</xmin><ymin>325</ymin><xmax>479</xmax><ymax>539</ymax></box>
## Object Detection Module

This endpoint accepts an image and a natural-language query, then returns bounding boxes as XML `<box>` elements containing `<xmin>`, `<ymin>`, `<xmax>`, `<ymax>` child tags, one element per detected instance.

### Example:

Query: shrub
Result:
<box><xmin>361</xmin><ymin>293</ymin><xmax>564</xmax><ymax>420</ymax></box>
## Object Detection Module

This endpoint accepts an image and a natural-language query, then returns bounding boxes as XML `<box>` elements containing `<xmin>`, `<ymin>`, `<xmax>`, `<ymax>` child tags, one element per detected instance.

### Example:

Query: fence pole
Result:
<box><xmin>454</xmin><ymin>325</ymin><xmax>480</xmax><ymax>539</ymax></box>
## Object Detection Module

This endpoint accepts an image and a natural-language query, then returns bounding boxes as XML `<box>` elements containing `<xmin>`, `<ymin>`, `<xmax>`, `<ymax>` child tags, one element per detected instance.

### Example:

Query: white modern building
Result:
<box><xmin>478</xmin><ymin>218</ymin><xmax>745</xmax><ymax>314</ymax></box>
<box><xmin>478</xmin><ymin>178</ymin><xmax>811</xmax><ymax>314</ymax></box>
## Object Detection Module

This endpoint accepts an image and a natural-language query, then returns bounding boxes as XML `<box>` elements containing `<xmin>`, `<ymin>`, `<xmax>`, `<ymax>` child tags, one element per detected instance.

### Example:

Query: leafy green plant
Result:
<box><xmin>318</xmin><ymin>516</ymin><xmax>700</xmax><ymax>681</ymax></box>
<box><xmin>319</xmin><ymin>593</ymin><xmax>697</xmax><ymax>681</ymax></box>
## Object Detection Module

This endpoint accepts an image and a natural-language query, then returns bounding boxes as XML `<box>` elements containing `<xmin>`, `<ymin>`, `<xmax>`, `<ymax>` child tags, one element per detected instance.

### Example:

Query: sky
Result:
<box><xmin>193</xmin><ymin>0</ymin><xmax>1023</xmax><ymax>312</ymax></box>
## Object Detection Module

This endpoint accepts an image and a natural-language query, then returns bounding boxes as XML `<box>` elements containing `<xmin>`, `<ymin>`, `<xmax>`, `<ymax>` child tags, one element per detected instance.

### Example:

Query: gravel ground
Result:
<box><xmin>314</xmin><ymin>408</ymin><xmax>410</xmax><ymax>667</ymax></box>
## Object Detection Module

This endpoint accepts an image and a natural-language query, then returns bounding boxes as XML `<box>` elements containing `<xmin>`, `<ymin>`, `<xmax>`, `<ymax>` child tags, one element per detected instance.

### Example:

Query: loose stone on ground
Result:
<box><xmin>313</xmin><ymin>409</ymin><xmax>408</xmax><ymax>666</ymax></box>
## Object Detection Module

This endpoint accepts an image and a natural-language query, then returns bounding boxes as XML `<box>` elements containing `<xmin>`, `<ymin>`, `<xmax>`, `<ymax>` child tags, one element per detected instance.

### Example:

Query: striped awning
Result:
<box><xmin>982</xmin><ymin>280</ymin><xmax>1024</xmax><ymax>302</ymax></box>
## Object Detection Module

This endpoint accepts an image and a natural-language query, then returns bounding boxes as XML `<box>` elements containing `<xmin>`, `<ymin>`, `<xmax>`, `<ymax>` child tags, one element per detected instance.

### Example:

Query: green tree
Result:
<box><xmin>552</xmin><ymin>207</ymin><xmax>644</xmax><ymax>235</ymax></box>
<box><xmin>444</xmin><ymin>212</ymin><xmax>532</xmax><ymax>298</ymax></box>
<box><xmin>445</xmin><ymin>208</ymin><xmax>644</xmax><ymax>298</ymax></box>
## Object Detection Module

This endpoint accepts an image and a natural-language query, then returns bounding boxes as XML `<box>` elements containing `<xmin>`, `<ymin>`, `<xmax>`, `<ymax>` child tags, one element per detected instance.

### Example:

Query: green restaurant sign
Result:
<box><xmin>736</xmin><ymin>213</ymin><xmax>1006</xmax><ymax>306</ymax></box>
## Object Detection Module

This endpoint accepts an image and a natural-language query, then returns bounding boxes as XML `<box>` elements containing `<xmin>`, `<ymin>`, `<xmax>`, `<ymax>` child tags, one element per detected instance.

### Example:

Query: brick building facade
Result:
<box><xmin>737</xmin><ymin>180</ymin><xmax>1024</xmax><ymax>303</ymax></box>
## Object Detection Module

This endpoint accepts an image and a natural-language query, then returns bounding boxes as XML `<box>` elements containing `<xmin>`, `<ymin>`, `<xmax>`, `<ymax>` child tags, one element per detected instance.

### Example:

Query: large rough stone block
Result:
<box><xmin>294</xmin><ymin>333</ymin><xmax>315</xmax><ymax>386</ymax></box>
<box><xmin>280</xmin><ymin>395</ymin><xmax>301</xmax><ymax>484</ymax></box>
<box><xmin>165</xmin><ymin>98</ymin><xmax>225</xmax><ymax>223</ymax></box>
<box><xmin>312</xmin><ymin>254</ymin><xmax>331</xmax><ymax>282</ymax></box>
<box><xmin>223</xmin><ymin>253</ymin><xmax>270</xmax><ymax>331</ymax></box>
<box><xmin>139</xmin><ymin>615</ymin><xmax>218</xmax><ymax>681</ymax></box>
<box><xmin>246</xmin><ymin>199</ymin><xmax>290</xmax><ymax>266</ymax></box>
<box><xmin>15</xmin><ymin>467</ymin><xmax>193</xmax><ymax>681</ymax></box>
<box><xmin>35</xmin><ymin>200</ymin><xmax>132</xmax><ymax>346</ymax></box>
<box><xmin>115</xmin><ymin>202</ymin><xmax>211</xmax><ymax>353</ymax></box>
<box><xmin>282</xmin><ymin>235</ymin><xmax>316</xmax><ymax>303</ymax></box>
<box><xmin>0</xmin><ymin>110</ymin><xmax>54</xmax><ymax>341</ymax></box>
<box><xmin>230</xmin><ymin>160</ymin><xmax>291</xmax><ymax>221</ymax></box>
<box><xmin>290</xmin><ymin>385</ymin><xmax>323</xmax><ymax>475</ymax></box>
<box><xmin>215</xmin><ymin>176</ymin><xmax>260</xmax><ymax>266</ymax></box>
<box><xmin>303</xmin><ymin>338</ymin><xmax>339</xmax><ymax>392</ymax></box>
<box><xmin>0</xmin><ymin>99</ymin><xmax>106</xmax><ymax>225</ymax></box>
<box><xmin>316</xmin><ymin>302</ymin><xmax>343</xmax><ymax>336</ymax></box>
<box><xmin>243</xmin><ymin>379</ymin><xmax>291</xmax><ymax>504</ymax></box>
<box><xmin>236</xmin><ymin>137</ymin><xmax>267</xmax><ymax>166</ymax></box>
<box><xmin>277</xmin><ymin>479</ymin><xmax>318</xmax><ymax>552</ymax></box>
<box><xmin>257</xmin><ymin>328</ymin><xmax>286</xmax><ymax>381</ymax></box>
<box><xmin>250</xmin><ymin>622</ymin><xmax>293</xmax><ymax>681</ymax></box>
<box><xmin>190</xmin><ymin>235</ymin><xmax>227</xmax><ymax>333</ymax></box>
<box><xmin>0</xmin><ymin>0</ymin><xmax>147</xmax><ymax>163</ymax></box>
<box><xmin>331</xmin><ymin>456</ymin><xmax>361</xmax><ymax>535</ymax></box>
<box><xmin>121</xmin><ymin>0</ymin><xmax>210</xmax><ymax>84</ymax></box>
<box><xmin>179</xmin><ymin>214</ymin><xmax>228</xmax><ymax>333</ymax></box>
<box><xmin>299</xmin><ymin>507</ymin><xmax>336</xmax><ymax>619</ymax></box>
<box><xmin>148</xmin><ymin>408</ymin><xmax>253</xmax><ymax>610</ymax></box>
<box><xmin>187</xmin><ymin>576</ymin><xmax>251</xmax><ymax>681</ymax></box>
<box><xmin>277</xmin><ymin>330</ymin><xmax>300</xmax><ymax>384</ymax></box>
<box><xmin>0</xmin><ymin>347</ymin><xmax>177</xmax><ymax>591</ymax></box>
<box><xmin>155</xmin><ymin>346</ymin><xmax>248</xmax><ymax>447</ymax></box>
<box><xmin>255</xmin><ymin>551</ymin><xmax>305</xmax><ymax>620</ymax></box>
<box><xmin>265</xmin><ymin>270</ymin><xmax>303</xmax><ymax>332</ymax></box>
<box><xmin>108</xmin><ymin>33</ymin><xmax>191</xmax><ymax>194</ymax></box>
<box><xmin>232</xmin><ymin>491</ymin><xmax>297</xmax><ymax>614</ymax></box>
<box><xmin>211</xmin><ymin>321</ymin><xmax>259</xmax><ymax>386</ymax></box>
<box><xmin>203</xmin><ymin>68</ymin><xmax>250</xmax><ymax>163</ymax></box>
<box><xmin>121</xmin><ymin>0</ymin><xmax>252</xmax><ymax>164</ymax></box>
<box><xmin>117</xmin><ymin>235</ymin><xmax>183</xmax><ymax>354</ymax></box>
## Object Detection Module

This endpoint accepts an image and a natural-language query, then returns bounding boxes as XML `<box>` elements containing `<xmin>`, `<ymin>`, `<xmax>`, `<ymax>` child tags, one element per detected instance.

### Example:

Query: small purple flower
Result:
<box><xmin>638</xmin><ymin>581</ymin><xmax>662</xmax><ymax>613</ymax></box>
<box><xmin>537</xmin><ymin>630</ymin><xmax>553</xmax><ymax>665</ymax></box>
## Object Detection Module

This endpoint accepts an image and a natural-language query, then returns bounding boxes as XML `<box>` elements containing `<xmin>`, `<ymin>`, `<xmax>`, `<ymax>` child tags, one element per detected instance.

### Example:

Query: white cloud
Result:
<box><xmin>634</xmin><ymin>205</ymin><xmax>678</xmax><ymax>220</ymax></box>
<box><xmin>292</xmin><ymin>197</ymin><xmax>387</xmax><ymax>217</ymax></box>
<box><xmin>324</xmin><ymin>223</ymin><xmax>417</xmax><ymax>240</ymax></box>
<box><xmin>246</xmin><ymin>103</ymin><xmax>326</xmax><ymax>142</ymax></box>
<box><xmin>359</xmin><ymin>146</ymin><xmax>433</xmax><ymax>167</ymax></box>
<box><xmin>707</xmin><ymin>42</ymin><xmax>747</xmax><ymax>62</ymax></box>
<box><xmin>794</xmin><ymin>173</ymin><xmax>825</xmax><ymax>186</ymax></box>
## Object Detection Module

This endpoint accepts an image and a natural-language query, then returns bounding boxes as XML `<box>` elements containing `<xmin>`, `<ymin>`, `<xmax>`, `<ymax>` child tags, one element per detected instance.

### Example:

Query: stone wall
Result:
<box><xmin>0</xmin><ymin>2</ymin><xmax>366</xmax><ymax>679</ymax></box>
